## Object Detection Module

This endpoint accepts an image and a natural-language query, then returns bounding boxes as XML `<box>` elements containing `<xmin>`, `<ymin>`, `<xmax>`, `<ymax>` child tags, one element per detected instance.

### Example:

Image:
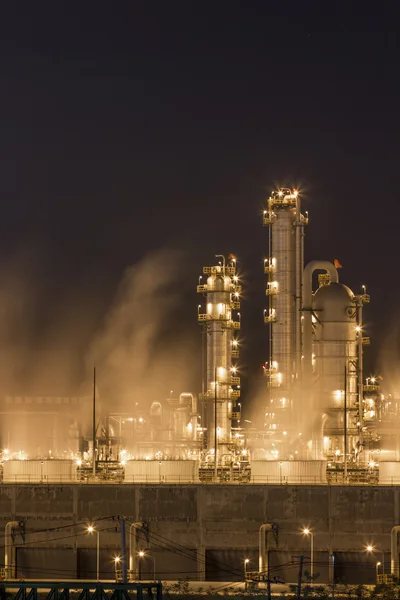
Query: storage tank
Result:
<box><xmin>378</xmin><ymin>462</ymin><xmax>400</xmax><ymax>484</ymax></box>
<box><xmin>250</xmin><ymin>460</ymin><xmax>327</xmax><ymax>484</ymax></box>
<box><xmin>124</xmin><ymin>460</ymin><xmax>199</xmax><ymax>483</ymax></box>
<box><xmin>312</xmin><ymin>282</ymin><xmax>358</xmax><ymax>458</ymax></box>
<box><xmin>2</xmin><ymin>460</ymin><xmax>78</xmax><ymax>483</ymax></box>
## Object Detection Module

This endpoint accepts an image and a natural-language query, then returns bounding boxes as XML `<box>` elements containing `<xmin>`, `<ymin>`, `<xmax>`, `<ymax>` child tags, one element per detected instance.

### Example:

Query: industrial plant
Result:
<box><xmin>1</xmin><ymin>188</ymin><xmax>400</xmax><ymax>585</ymax></box>
<box><xmin>0</xmin><ymin>187</ymin><xmax>397</xmax><ymax>486</ymax></box>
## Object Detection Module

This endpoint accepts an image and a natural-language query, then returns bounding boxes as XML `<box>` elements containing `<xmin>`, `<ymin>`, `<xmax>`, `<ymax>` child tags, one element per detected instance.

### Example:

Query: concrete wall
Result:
<box><xmin>0</xmin><ymin>484</ymin><xmax>397</xmax><ymax>584</ymax></box>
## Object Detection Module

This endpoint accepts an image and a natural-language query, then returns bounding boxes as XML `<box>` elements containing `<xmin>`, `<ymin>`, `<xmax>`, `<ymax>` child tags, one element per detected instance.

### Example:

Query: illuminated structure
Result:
<box><xmin>263</xmin><ymin>189</ymin><xmax>307</xmax><ymax>437</ymax></box>
<box><xmin>1</xmin><ymin>188</ymin><xmax>400</xmax><ymax>486</ymax></box>
<box><xmin>197</xmin><ymin>255</ymin><xmax>241</xmax><ymax>461</ymax></box>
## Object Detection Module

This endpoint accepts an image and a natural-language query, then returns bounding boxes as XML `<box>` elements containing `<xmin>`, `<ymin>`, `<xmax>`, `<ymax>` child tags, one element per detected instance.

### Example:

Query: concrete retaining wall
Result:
<box><xmin>0</xmin><ymin>484</ymin><xmax>397</xmax><ymax>584</ymax></box>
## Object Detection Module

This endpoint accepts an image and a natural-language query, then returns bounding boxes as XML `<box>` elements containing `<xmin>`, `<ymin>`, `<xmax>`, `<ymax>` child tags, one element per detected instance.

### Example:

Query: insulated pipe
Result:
<box><xmin>129</xmin><ymin>522</ymin><xmax>144</xmax><ymax>580</ymax></box>
<box><xmin>5</xmin><ymin>521</ymin><xmax>19</xmax><ymax>579</ymax></box>
<box><xmin>294</xmin><ymin>199</ymin><xmax>304</xmax><ymax>384</ymax></box>
<box><xmin>391</xmin><ymin>526</ymin><xmax>400</xmax><ymax>576</ymax></box>
<box><xmin>302</xmin><ymin>261</ymin><xmax>339</xmax><ymax>382</ymax></box>
<box><xmin>259</xmin><ymin>523</ymin><xmax>276</xmax><ymax>574</ymax></box>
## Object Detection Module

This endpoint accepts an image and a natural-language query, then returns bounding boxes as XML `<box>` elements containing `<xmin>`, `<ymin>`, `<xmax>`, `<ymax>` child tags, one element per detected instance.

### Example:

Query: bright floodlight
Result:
<box><xmin>244</xmin><ymin>558</ymin><xmax>250</xmax><ymax>564</ymax></box>
<box><xmin>367</xmin><ymin>545</ymin><xmax>374</xmax><ymax>552</ymax></box>
<box><xmin>303</xmin><ymin>528</ymin><xmax>310</xmax><ymax>535</ymax></box>
<box><xmin>139</xmin><ymin>551</ymin><xmax>145</xmax><ymax>558</ymax></box>
<box><xmin>114</xmin><ymin>556</ymin><xmax>121</xmax><ymax>563</ymax></box>
<box><xmin>87</xmin><ymin>525</ymin><xmax>94</xmax><ymax>533</ymax></box>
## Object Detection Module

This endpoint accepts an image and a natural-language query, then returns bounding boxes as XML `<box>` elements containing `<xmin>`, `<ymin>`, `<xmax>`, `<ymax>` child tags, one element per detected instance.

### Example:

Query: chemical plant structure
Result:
<box><xmin>0</xmin><ymin>187</ymin><xmax>400</xmax><ymax>486</ymax></box>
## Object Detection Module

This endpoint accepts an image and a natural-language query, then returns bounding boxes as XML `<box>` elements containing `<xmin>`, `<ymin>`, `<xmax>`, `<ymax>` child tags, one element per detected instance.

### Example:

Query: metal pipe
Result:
<box><xmin>92</xmin><ymin>366</ymin><xmax>96</xmax><ymax>477</ymax></box>
<box><xmin>357</xmin><ymin>299</ymin><xmax>364</xmax><ymax>455</ymax></box>
<box><xmin>129</xmin><ymin>522</ymin><xmax>144</xmax><ymax>579</ymax></box>
<box><xmin>344</xmin><ymin>365</ymin><xmax>347</xmax><ymax>480</ymax></box>
<box><xmin>259</xmin><ymin>523</ymin><xmax>275</xmax><ymax>574</ymax></box>
<box><xmin>295</xmin><ymin>197</ymin><xmax>304</xmax><ymax>384</ymax></box>
<box><xmin>302</xmin><ymin>261</ymin><xmax>339</xmax><ymax>382</ymax></box>
<box><xmin>214</xmin><ymin>366</ymin><xmax>218</xmax><ymax>481</ymax></box>
<box><xmin>4</xmin><ymin>521</ymin><xmax>19</xmax><ymax>579</ymax></box>
<box><xmin>390</xmin><ymin>525</ymin><xmax>400</xmax><ymax>575</ymax></box>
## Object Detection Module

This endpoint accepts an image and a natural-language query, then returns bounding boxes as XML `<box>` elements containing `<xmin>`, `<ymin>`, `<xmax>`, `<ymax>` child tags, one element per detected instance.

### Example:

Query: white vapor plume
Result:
<box><xmin>87</xmin><ymin>248</ymin><xmax>197</xmax><ymax>413</ymax></box>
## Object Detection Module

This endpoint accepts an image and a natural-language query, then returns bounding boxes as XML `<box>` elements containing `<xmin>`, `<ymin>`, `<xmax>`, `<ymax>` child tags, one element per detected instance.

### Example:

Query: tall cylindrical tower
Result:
<box><xmin>312</xmin><ymin>282</ymin><xmax>358</xmax><ymax>460</ymax></box>
<box><xmin>197</xmin><ymin>256</ymin><xmax>241</xmax><ymax>458</ymax></box>
<box><xmin>263</xmin><ymin>189</ymin><xmax>307</xmax><ymax>432</ymax></box>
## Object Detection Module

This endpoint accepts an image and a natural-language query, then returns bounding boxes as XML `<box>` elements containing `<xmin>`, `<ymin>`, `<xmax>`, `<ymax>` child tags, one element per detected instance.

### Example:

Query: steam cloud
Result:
<box><xmin>86</xmin><ymin>248</ymin><xmax>197</xmax><ymax>415</ymax></box>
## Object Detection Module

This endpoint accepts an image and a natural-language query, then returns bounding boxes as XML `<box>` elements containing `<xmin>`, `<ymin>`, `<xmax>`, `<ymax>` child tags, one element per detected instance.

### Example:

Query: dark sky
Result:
<box><xmin>0</xmin><ymin>2</ymin><xmax>399</xmax><ymax>399</ymax></box>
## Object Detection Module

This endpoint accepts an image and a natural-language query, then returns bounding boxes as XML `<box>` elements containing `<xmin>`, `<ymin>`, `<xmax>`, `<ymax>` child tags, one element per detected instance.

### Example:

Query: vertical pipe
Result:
<box><xmin>92</xmin><ymin>366</ymin><xmax>96</xmax><ymax>477</ymax></box>
<box><xmin>390</xmin><ymin>526</ymin><xmax>400</xmax><ymax>576</ymax></box>
<box><xmin>295</xmin><ymin>198</ymin><xmax>302</xmax><ymax>384</ymax></box>
<box><xmin>358</xmin><ymin>300</ymin><xmax>364</xmax><ymax>454</ymax></box>
<box><xmin>331</xmin><ymin>554</ymin><xmax>335</xmax><ymax>599</ymax></box>
<box><xmin>344</xmin><ymin>365</ymin><xmax>347</xmax><ymax>480</ymax></box>
<box><xmin>120</xmin><ymin>518</ymin><xmax>127</xmax><ymax>583</ymax></box>
<box><xmin>214</xmin><ymin>366</ymin><xmax>217</xmax><ymax>481</ymax></box>
<box><xmin>96</xmin><ymin>530</ymin><xmax>100</xmax><ymax>580</ymax></box>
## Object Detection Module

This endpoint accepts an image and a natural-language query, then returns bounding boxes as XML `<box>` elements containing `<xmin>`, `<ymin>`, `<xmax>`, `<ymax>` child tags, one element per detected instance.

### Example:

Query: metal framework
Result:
<box><xmin>0</xmin><ymin>581</ymin><xmax>162</xmax><ymax>600</ymax></box>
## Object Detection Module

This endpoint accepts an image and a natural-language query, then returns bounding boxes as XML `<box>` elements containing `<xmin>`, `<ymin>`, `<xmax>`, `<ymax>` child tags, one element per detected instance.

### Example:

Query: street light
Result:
<box><xmin>303</xmin><ymin>528</ymin><xmax>314</xmax><ymax>579</ymax></box>
<box><xmin>376</xmin><ymin>561</ymin><xmax>382</xmax><ymax>581</ymax></box>
<box><xmin>244</xmin><ymin>558</ymin><xmax>250</xmax><ymax>580</ymax></box>
<box><xmin>114</xmin><ymin>556</ymin><xmax>121</xmax><ymax>581</ymax></box>
<box><xmin>138</xmin><ymin>550</ymin><xmax>156</xmax><ymax>580</ymax></box>
<box><xmin>87</xmin><ymin>525</ymin><xmax>100</xmax><ymax>580</ymax></box>
<box><xmin>366</xmin><ymin>544</ymin><xmax>385</xmax><ymax>579</ymax></box>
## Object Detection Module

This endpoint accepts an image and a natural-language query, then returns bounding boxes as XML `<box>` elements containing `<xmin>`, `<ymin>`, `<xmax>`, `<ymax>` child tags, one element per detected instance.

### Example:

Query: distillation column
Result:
<box><xmin>263</xmin><ymin>189</ymin><xmax>307</xmax><ymax>432</ymax></box>
<box><xmin>197</xmin><ymin>256</ymin><xmax>241</xmax><ymax>459</ymax></box>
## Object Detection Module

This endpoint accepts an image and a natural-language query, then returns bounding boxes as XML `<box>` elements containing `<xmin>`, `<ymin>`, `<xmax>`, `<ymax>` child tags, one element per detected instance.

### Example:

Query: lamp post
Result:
<box><xmin>87</xmin><ymin>525</ymin><xmax>100</xmax><ymax>580</ymax></box>
<box><xmin>376</xmin><ymin>561</ymin><xmax>381</xmax><ymax>582</ymax></box>
<box><xmin>114</xmin><ymin>556</ymin><xmax>121</xmax><ymax>581</ymax></box>
<box><xmin>244</xmin><ymin>558</ymin><xmax>250</xmax><ymax>580</ymax></box>
<box><xmin>303</xmin><ymin>528</ymin><xmax>314</xmax><ymax>580</ymax></box>
<box><xmin>366</xmin><ymin>544</ymin><xmax>385</xmax><ymax>579</ymax></box>
<box><xmin>138</xmin><ymin>550</ymin><xmax>155</xmax><ymax>580</ymax></box>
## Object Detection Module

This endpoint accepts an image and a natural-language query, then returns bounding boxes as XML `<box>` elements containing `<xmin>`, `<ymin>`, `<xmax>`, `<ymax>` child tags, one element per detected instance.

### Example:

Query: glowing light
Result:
<box><xmin>335</xmin><ymin>449</ymin><xmax>341</xmax><ymax>457</ymax></box>
<box><xmin>278</xmin><ymin>190</ymin><xmax>283</xmax><ymax>197</ymax></box>
<box><xmin>371</xmin><ymin>377</ymin><xmax>376</xmax><ymax>384</ymax></box>
<box><xmin>233</xmin><ymin>276</ymin><xmax>238</xmax><ymax>282</ymax></box>
<box><xmin>4</xmin><ymin>449</ymin><xmax>9</xmax><ymax>455</ymax></box>
<box><xmin>76</xmin><ymin>459</ymin><xmax>82</xmax><ymax>467</ymax></box>
<box><xmin>355</xmin><ymin>326</ymin><xmax>361</xmax><ymax>332</ymax></box>
<box><xmin>232</xmin><ymin>340</ymin><xmax>238</xmax><ymax>347</ymax></box>
<box><xmin>139</xmin><ymin>417</ymin><xmax>143</xmax><ymax>423</ymax></box>
<box><xmin>87</xmin><ymin>525</ymin><xmax>95</xmax><ymax>533</ymax></box>
<box><xmin>114</xmin><ymin>556</ymin><xmax>121</xmax><ymax>563</ymax></box>
<box><xmin>244</xmin><ymin>558</ymin><xmax>250</xmax><ymax>564</ymax></box>
<box><xmin>366</xmin><ymin>545</ymin><xmax>374</xmax><ymax>553</ymax></box>
<box><xmin>369</xmin><ymin>461</ymin><xmax>376</xmax><ymax>468</ymax></box>
<box><xmin>283</xmin><ymin>431</ymin><xmax>287</xmax><ymax>436</ymax></box>
<box><xmin>138</xmin><ymin>551</ymin><xmax>145</xmax><ymax>558</ymax></box>
<box><xmin>303</xmin><ymin>528</ymin><xmax>310</xmax><ymax>535</ymax></box>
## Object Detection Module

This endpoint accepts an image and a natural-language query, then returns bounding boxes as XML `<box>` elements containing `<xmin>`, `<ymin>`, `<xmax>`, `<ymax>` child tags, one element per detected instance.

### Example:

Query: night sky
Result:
<box><xmin>1</xmin><ymin>3</ymin><xmax>399</xmax><ymax>405</ymax></box>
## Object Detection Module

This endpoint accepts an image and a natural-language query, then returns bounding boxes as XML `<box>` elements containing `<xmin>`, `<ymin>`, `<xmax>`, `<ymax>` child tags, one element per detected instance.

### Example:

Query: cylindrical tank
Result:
<box><xmin>124</xmin><ymin>460</ymin><xmax>199</xmax><ymax>483</ymax></box>
<box><xmin>378</xmin><ymin>462</ymin><xmax>400</xmax><ymax>484</ymax></box>
<box><xmin>250</xmin><ymin>460</ymin><xmax>327</xmax><ymax>484</ymax></box>
<box><xmin>198</xmin><ymin>259</ymin><xmax>240</xmax><ymax>457</ymax></box>
<box><xmin>313</xmin><ymin>282</ymin><xmax>357</xmax><ymax>458</ymax></box>
<box><xmin>264</xmin><ymin>191</ymin><xmax>306</xmax><ymax>434</ymax></box>
<box><xmin>2</xmin><ymin>460</ymin><xmax>78</xmax><ymax>483</ymax></box>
